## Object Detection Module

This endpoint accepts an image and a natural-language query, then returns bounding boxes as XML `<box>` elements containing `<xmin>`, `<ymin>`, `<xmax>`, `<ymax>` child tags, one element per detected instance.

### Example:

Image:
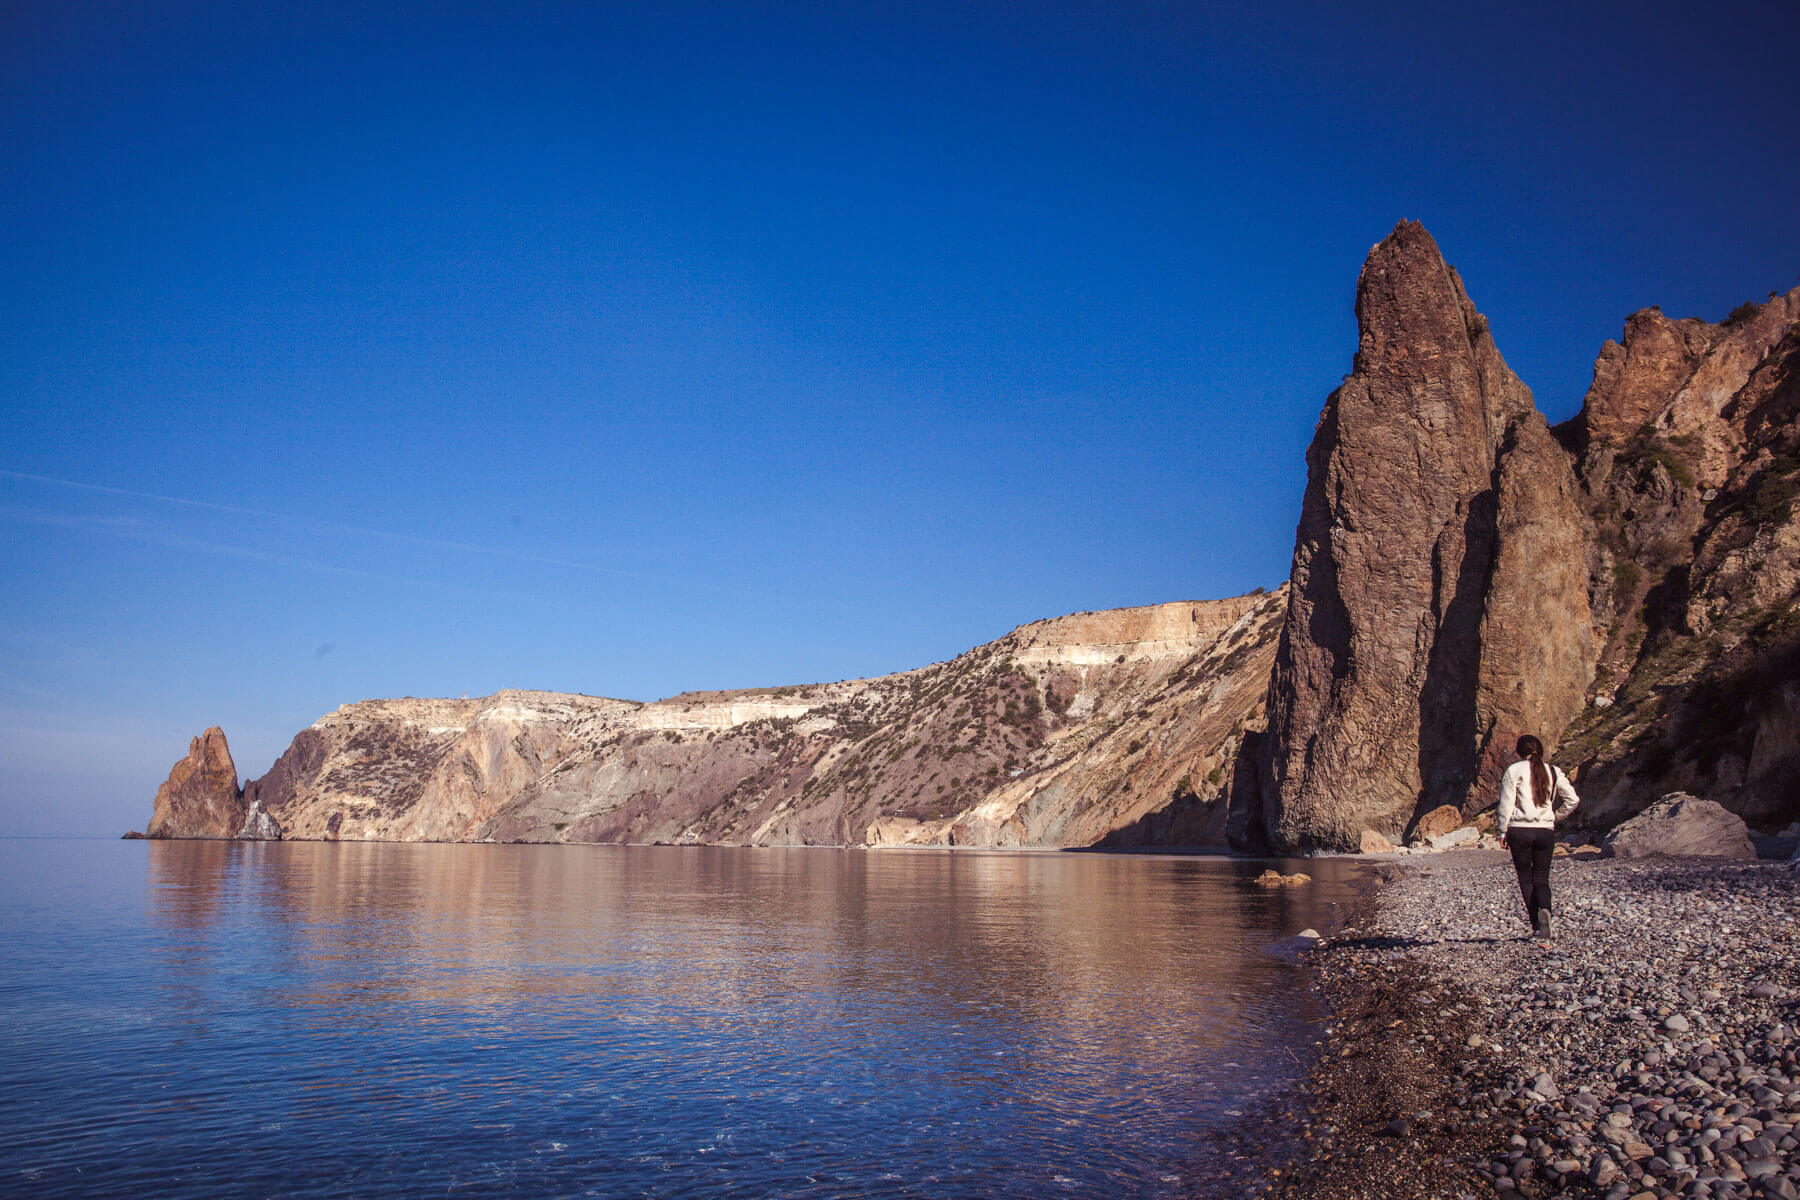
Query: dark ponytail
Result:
<box><xmin>1516</xmin><ymin>734</ymin><xmax>1549</xmax><ymax>808</ymax></box>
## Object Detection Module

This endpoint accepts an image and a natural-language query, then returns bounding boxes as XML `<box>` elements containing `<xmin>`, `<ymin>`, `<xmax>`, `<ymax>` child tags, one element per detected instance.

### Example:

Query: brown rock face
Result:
<box><xmin>146</xmin><ymin>727</ymin><xmax>244</xmax><ymax>839</ymax></box>
<box><xmin>1251</xmin><ymin>222</ymin><xmax>1595</xmax><ymax>852</ymax></box>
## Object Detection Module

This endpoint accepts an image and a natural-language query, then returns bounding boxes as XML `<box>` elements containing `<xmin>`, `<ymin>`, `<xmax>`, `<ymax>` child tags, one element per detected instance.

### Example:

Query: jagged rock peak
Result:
<box><xmin>1568</xmin><ymin>307</ymin><xmax>1718</xmax><ymax>457</ymax></box>
<box><xmin>1250</xmin><ymin>221</ymin><xmax>1594</xmax><ymax>853</ymax></box>
<box><xmin>146</xmin><ymin>726</ymin><xmax>245</xmax><ymax>839</ymax></box>
<box><xmin>1568</xmin><ymin>285</ymin><xmax>1800</xmax><ymax>488</ymax></box>
<box><xmin>1554</xmin><ymin>284</ymin><xmax>1800</xmax><ymax>830</ymax></box>
<box><xmin>1351</xmin><ymin>220</ymin><xmax>1538</xmax><ymax>456</ymax></box>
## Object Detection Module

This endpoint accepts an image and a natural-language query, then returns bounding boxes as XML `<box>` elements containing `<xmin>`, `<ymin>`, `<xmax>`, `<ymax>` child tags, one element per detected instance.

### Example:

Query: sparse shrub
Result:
<box><xmin>1465</xmin><ymin>312</ymin><xmax>1489</xmax><ymax>343</ymax></box>
<box><xmin>1174</xmin><ymin>775</ymin><xmax>1194</xmax><ymax>795</ymax></box>
<box><xmin>1723</xmin><ymin>301</ymin><xmax>1760</xmax><ymax>328</ymax></box>
<box><xmin>1647</xmin><ymin>446</ymin><xmax>1696</xmax><ymax>489</ymax></box>
<box><xmin>1206</xmin><ymin>766</ymin><xmax>1224</xmax><ymax>786</ymax></box>
<box><xmin>1612</xmin><ymin>559</ymin><xmax>1642</xmax><ymax>600</ymax></box>
<box><xmin>1747</xmin><ymin>470</ymin><xmax>1800</xmax><ymax>524</ymax></box>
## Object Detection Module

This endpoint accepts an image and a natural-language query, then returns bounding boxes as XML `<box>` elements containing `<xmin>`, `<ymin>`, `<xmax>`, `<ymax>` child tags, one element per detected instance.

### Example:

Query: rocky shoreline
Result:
<box><xmin>1200</xmin><ymin>850</ymin><xmax>1800</xmax><ymax>1199</ymax></box>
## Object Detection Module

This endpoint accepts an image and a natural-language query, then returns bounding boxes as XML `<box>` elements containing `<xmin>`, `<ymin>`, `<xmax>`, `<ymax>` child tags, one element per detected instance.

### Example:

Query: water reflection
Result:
<box><xmin>5</xmin><ymin>840</ymin><xmax>1370</xmax><ymax>1199</ymax></box>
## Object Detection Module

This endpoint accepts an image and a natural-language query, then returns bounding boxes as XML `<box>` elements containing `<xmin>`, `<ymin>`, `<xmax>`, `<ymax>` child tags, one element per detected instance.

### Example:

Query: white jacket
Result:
<box><xmin>1497</xmin><ymin>760</ymin><xmax>1579</xmax><ymax>834</ymax></box>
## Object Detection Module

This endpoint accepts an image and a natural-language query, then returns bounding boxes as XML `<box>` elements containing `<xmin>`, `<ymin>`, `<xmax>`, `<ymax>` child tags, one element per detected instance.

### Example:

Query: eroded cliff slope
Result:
<box><xmin>1553</xmin><ymin>287</ymin><xmax>1800</xmax><ymax>832</ymax></box>
<box><xmin>160</xmin><ymin>593</ymin><xmax>1285</xmax><ymax>847</ymax></box>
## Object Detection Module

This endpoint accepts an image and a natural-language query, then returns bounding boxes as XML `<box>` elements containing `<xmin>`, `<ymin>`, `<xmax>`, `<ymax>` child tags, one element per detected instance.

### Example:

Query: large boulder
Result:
<box><xmin>1255</xmin><ymin>221</ymin><xmax>1595</xmax><ymax>851</ymax></box>
<box><xmin>1412</xmin><ymin>805</ymin><xmax>1465</xmax><ymax>842</ymax></box>
<box><xmin>146</xmin><ymin>727</ymin><xmax>245</xmax><ymax>839</ymax></box>
<box><xmin>1602</xmin><ymin>793</ymin><xmax>1756</xmax><ymax>860</ymax></box>
<box><xmin>1359</xmin><ymin>828</ymin><xmax>1398</xmax><ymax>854</ymax></box>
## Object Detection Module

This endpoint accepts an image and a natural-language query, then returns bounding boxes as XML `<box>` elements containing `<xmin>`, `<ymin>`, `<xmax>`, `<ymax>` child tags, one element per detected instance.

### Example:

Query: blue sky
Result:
<box><xmin>4</xmin><ymin>1</ymin><xmax>1797</xmax><ymax>836</ymax></box>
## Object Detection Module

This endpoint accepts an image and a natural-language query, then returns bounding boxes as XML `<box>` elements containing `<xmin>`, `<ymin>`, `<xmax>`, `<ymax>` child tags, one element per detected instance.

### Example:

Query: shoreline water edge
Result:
<box><xmin>1207</xmin><ymin>850</ymin><xmax>1800</xmax><ymax>1200</ymax></box>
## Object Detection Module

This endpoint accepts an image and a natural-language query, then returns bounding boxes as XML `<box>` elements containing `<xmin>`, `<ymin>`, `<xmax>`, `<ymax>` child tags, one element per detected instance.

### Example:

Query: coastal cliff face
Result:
<box><xmin>1240</xmin><ymin>223</ymin><xmax>1797</xmax><ymax>852</ymax></box>
<box><xmin>143</xmin><ymin>223</ymin><xmax>1799</xmax><ymax>853</ymax></box>
<box><xmin>1251</xmin><ymin>222</ymin><xmax>1595</xmax><ymax>852</ymax></box>
<box><xmin>165</xmin><ymin>594</ymin><xmax>1285</xmax><ymax>847</ymax></box>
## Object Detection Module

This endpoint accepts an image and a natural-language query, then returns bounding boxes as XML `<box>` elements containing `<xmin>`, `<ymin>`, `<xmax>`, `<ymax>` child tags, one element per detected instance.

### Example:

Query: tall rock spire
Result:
<box><xmin>1252</xmin><ymin>221</ymin><xmax>1595</xmax><ymax>851</ymax></box>
<box><xmin>146</xmin><ymin>726</ymin><xmax>245</xmax><ymax>839</ymax></box>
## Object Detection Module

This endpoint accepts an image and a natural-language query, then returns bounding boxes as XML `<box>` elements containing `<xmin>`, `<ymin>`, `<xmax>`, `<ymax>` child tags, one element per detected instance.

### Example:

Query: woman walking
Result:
<box><xmin>1497</xmin><ymin>734</ymin><xmax>1580</xmax><ymax>946</ymax></box>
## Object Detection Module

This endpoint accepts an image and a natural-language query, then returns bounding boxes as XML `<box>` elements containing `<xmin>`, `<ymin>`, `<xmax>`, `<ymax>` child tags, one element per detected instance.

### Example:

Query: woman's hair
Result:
<box><xmin>1516</xmin><ymin>734</ymin><xmax>1549</xmax><ymax>808</ymax></box>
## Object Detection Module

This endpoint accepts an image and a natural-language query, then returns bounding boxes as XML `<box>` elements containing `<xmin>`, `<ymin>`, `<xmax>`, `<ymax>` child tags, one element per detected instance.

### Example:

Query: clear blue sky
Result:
<box><xmin>4</xmin><ymin>1</ymin><xmax>1797</xmax><ymax>836</ymax></box>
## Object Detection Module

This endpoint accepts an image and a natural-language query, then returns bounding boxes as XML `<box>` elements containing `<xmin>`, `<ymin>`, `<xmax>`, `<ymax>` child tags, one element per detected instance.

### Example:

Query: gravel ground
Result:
<box><xmin>1209</xmin><ymin>851</ymin><xmax>1800</xmax><ymax>1200</ymax></box>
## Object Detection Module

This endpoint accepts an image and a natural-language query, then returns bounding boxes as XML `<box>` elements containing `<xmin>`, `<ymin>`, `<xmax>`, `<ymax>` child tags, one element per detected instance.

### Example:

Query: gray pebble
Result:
<box><xmin>1310</xmin><ymin>856</ymin><xmax>1800</xmax><ymax>1196</ymax></box>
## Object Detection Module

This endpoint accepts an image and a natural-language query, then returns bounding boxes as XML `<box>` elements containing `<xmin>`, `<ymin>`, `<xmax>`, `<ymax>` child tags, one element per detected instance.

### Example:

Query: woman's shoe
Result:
<box><xmin>1535</xmin><ymin>908</ymin><xmax>1552</xmax><ymax>937</ymax></box>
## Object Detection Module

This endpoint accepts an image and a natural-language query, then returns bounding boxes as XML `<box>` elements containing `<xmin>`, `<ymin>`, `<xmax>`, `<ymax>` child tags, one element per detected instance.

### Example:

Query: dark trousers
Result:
<box><xmin>1507</xmin><ymin>827</ymin><xmax>1555</xmax><ymax>925</ymax></box>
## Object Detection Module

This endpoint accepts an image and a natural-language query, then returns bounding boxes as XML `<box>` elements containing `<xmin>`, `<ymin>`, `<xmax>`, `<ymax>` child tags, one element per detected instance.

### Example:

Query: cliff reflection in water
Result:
<box><xmin>113</xmin><ymin>840</ymin><xmax>1367</xmax><ymax>1197</ymax></box>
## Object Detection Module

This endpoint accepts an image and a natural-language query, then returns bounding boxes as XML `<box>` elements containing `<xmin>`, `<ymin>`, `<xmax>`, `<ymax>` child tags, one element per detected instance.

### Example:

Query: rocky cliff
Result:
<box><xmin>1237</xmin><ymin>222</ymin><xmax>1798</xmax><ymax>852</ymax></box>
<box><xmin>156</xmin><ymin>593</ymin><xmax>1286</xmax><ymax>847</ymax></box>
<box><xmin>143</xmin><ymin>222</ymin><xmax>1800</xmax><ymax>854</ymax></box>
<box><xmin>1250</xmin><ymin>222</ymin><xmax>1595</xmax><ymax>851</ymax></box>
<box><xmin>1552</xmin><ymin>285</ymin><xmax>1800</xmax><ymax>833</ymax></box>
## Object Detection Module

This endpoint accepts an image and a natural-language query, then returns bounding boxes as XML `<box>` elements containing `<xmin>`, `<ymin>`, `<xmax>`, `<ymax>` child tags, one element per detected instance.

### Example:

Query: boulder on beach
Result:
<box><xmin>1429</xmin><ymin>826</ymin><xmax>1479</xmax><ymax>850</ymax></box>
<box><xmin>1359</xmin><ymin>829</ymin><xmax>1398</xmax><ymax>854</ymax></box>
<box><xmin>1413</xmin><ymin>805</ymin><xmax>1465</xmax><ymax>842</ymax></box>
<box><xmin>1602</xmin><ymin>793</ymin><xmax>1756</xmax><ymax>860</ymax></box>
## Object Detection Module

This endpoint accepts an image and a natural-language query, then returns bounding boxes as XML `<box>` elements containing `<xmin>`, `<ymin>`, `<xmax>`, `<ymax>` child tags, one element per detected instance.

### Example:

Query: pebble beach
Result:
<box><xmin>1221</xmin><ymin>850</ymin><xmax>1800</xmax><ymax>1200</ymax></box>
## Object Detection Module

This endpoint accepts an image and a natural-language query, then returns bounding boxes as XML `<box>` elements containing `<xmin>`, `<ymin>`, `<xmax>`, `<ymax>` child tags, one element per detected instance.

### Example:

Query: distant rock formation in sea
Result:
<box><xmin>145</xmin><ymin>727</ymin><xmax>244</xmax><ymax>839</ymax></box>
<box><xmin>141</xmin><ymin>221</ymin><xmax>1800</xmax><ymax>851</ymax></box>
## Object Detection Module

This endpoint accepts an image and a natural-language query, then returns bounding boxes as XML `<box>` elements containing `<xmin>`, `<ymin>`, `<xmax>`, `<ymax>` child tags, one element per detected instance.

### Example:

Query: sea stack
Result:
<box><xmin>145</xmin><ymin>727</ymin><xmax>245</xmax><ymax>839</ymax></box>
<box><xmin>1253</xmin><ymin>221</ymin><xmax>1595</xmax><ymax>852</ymax></box>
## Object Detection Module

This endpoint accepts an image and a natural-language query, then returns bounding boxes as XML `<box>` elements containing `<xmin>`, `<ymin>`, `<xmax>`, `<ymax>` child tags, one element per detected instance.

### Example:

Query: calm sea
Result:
<box><xmin>0</xmin><ymin>839</ymin><xmax>1368</xmax><ymax>1198</ymax></box>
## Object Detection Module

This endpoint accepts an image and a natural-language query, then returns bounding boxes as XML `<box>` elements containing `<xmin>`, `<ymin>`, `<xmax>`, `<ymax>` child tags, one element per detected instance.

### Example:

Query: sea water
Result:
<box><xmin>0</xmin><ymin>839</ymin><xmax>1368</xmax><ymax>1198</ymax></box>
